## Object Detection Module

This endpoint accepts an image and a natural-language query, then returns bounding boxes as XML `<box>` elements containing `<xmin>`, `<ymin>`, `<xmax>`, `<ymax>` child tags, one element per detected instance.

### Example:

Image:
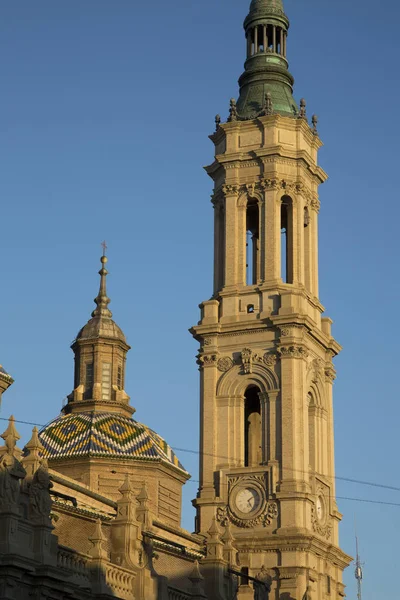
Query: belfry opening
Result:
<box><xmin>244</xmin><ymin>386</ymin><xmax>262</xmax><ymax>467</ymax></box>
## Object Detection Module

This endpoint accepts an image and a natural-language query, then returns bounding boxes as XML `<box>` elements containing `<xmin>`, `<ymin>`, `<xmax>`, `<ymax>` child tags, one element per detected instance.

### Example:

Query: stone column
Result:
<box><xmin>237</xmin><ymin>202</ymin><xmax>247</xmax><ymax>287</ymax></box>
<box><xmin>247</xmin><ymin>32</ymin><xmax>252</xmax><ymax>58</ymax></box>
<box><xmin>254</xmin><ymin>26</ymin><xmax>258</xmax><ymax>53</ymax></box>
<box><xmin>263</xmin><ymin>25</ymin><xmax>267</xmax><ymax>52</ymax></box>
<box><xmin>273</xmin><ymin>26</ymin><xmax>276</xmax><ymax>52</ymax></box>
<box><xmin>280</xmin><ymin>28</ymin><xmax>284</xmax><ymax>54</ymax></box>
<box><xmin>223</xmin><ymin>190</ymin><xmax>239</xmax><ymax>289</ymax></box>
<box><xmin>312</xmin><ymin>204</ymin><xmax>320</xmax><ymax>297</ymax></box>
<box><xmin>262</xmin><ymin>188</ymin><xmax>280</xmax><ymax>282</ymax></box>
<box><xmin>213</xmin><ymin>199</ymin><xmax>224</xmax><ymax>294</ymax></box>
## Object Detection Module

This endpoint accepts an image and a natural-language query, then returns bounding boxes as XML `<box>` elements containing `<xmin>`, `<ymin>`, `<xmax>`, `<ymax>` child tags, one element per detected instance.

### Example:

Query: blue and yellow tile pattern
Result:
<box><xmin>39</xmin><ymin>412</ymin><xmax>187</xmax><ymax>474</ymax></box>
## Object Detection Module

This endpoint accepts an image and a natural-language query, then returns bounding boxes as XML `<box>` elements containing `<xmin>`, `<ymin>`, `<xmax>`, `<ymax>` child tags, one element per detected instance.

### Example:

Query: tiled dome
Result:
<box><xmin>39</xmin><ymin>412</ymin><xmax>187</xmax><ymax>475</ymax></box>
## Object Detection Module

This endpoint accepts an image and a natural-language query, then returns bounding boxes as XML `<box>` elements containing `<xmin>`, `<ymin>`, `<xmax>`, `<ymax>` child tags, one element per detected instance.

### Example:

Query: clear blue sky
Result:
<box><xmin>0</xmin><ymin>1</ymin><xmax>398</xmax><ymax>598</ymax></box>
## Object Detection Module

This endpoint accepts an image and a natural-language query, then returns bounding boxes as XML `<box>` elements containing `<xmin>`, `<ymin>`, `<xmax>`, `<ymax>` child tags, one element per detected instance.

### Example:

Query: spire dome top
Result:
<box><xmin>92</xmin><ymin>253</ymin><xmax>112</xmax><ymax>319</ymax></box>
<box><xmin>75</xmin><ymin>249</ymin><xmax>126</xmax><ymax>344</ymax></box>
<box><xmin>236</xmin><ymin>0</ymin><xmax>297</xmax><ymax>119</ymax></box>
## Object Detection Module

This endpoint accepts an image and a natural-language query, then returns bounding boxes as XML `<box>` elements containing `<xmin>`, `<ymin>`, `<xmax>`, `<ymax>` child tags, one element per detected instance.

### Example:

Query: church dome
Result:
<box><xmin>38</xmin><ymin>412</ymin><xmax>188</xmax><ymax>475</ymax></box>
<box><xmin>76</xmin><ymin>316</ymin><xmax>126</xmax><ymax>343</ymax></box>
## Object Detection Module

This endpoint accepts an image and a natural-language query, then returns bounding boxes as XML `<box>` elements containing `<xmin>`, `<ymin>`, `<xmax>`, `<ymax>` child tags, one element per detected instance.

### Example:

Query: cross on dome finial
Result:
<box><xmin>92</xmin><ymin>244</ymin><xmax>112</xmax><ymax>319</ymax></box>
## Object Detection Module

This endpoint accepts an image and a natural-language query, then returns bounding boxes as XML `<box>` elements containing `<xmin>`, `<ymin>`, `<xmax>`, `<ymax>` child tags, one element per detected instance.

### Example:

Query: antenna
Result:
<box><xmin>355</xmin><ymin>527</ymin><xmax>363</xmax><ymax>600</ymax></box>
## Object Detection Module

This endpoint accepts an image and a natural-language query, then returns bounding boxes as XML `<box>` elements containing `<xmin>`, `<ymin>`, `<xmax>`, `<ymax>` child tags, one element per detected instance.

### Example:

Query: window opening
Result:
<box><xmin>117</xmin><ymin>364</ymin><xmax>123</xmax><ymax>390</ymax></box>
<box><xmin>244</xmin><ymin>386</ymin><xmax>262</xmax><ymax>467</ymax></box>
<box><xmin>102</xmin><ymin>363</ymin><xmax>112</xmax><ymax>400</ymax></box>
<box><xmin>240</xmin><ymin>567</ymin><xmax>249</xmax><ymax>586</ymax></box>
<box><xmin>247</xmin><ymin>304</ymin><xmax>255</xmax><ymax>314</ymax></box>
<box><xmin>246</xmin><ymin>200</ymin><xmax>259</xmax><ymax>285</ymax></box>
<box><xmin>84</xmin><ymin>363</ymin><xmax>94</xmax><ymax>399</ymax></box>
<box><xmin>281</xmin><ymin>196</ymin><xmax>293</xmax><ymax>283</ymax></box>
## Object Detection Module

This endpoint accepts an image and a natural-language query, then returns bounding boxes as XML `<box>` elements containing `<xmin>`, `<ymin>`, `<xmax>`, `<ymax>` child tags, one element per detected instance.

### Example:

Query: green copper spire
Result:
<box><xmin>236</xmin><ymin>0</ymin><xmax>298</xmax><ymax>119</ymax></box>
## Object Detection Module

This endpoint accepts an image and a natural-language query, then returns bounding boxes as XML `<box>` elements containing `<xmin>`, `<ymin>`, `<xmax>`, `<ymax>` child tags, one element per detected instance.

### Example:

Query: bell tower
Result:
<box><xmin>191</xmin><ymin>1</ymin><xmax>351</xmax><ymax>598</ymax></box>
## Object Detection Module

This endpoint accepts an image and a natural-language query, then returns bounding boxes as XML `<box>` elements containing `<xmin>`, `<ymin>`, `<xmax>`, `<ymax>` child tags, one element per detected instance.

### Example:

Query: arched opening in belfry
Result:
<box><xmin>281</xmin><ymin>195</ymin><xmax>294</xmax><ymax>284</ymax></box>
<box><xmin>308</xmin><ymin>391</ymin><xmax>316</xmax><ymax>471</ymax></box>
<box><xmin>246</xmin><ymin>199</ymin><xmax>260</xmax><ymax>286</ymax></box>
<box><xmin>244</xmin><ymin>386</ymin><xmax>262</xmax><ymax>467</ymax></box>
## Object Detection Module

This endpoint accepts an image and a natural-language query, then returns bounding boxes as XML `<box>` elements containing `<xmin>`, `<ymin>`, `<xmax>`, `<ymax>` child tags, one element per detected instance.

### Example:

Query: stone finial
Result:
<box><xmin>299</xmin><ymin>98</ymin><xmax>307</xmax><ymax>119</ymax></box>
<box><xmin>89</xmin><ymin>518</ymin><xmax>108</xmax><ymax>560</ymax></box>
<box><xmin>221</xmin><ymin>521</ymin><xmax>237</xmax><ymax>565</ymax></box>
<box><xmin>0</xmin><ymin>424</ymin><xmax>26</xmax><ymax>509</ymax></box>
<box><xmin>137</xmin><ymin>481</ymin><xmax>150</xmax><ymax>527</ymax></box>
<box><xmin>119</xmin><ymin>473</ymin><xmax>134</xmax><ymax>497</ymax></box>
<box><xmin>206</xmin><ymin>517</ymin><xmax>224</xmax><ymax>561</ymax></box>
<box><xmin>264</xmin><ymin>91</ymin><xmax>273</xmax><ymax>116</ymax></box>
<box><xmin>311</xmin><ymin>114</ymin><xmax>318</xmax><ymax>134</ymax></box>
<box><xmin>0</xmin><ymin>416</ymin><xmax>21</xmax><ymax>459</ymax></box>
<box><xmin>215</xmin><ymin>114</ymin><xmax>221</xmax><ymax>132</ymax></box>
<box><xmin>189</xmin><ymin>561</ymin><xmax>206</xmax><ymax>598</ymax></box>
<box><xmin>23</xmin><ymin>426</ymin><xmax>44</xmax><ymax>476</ymax></box>
<box><xmin>227</xmin><ymin>98</ymin><xmax>238</xmax><ymax>122</ymax></box>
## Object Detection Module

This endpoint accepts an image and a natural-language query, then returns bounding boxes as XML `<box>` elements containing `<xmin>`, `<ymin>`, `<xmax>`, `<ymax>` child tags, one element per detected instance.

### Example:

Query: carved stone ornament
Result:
<box><xmin>203</xmin><ymin>337</ymin><xmax>212</xmax><ymax>346</ymax></box>
<box><xmin>29</xmin><ymin>460</ymin><xmax>53</xmax><ymax>521</ymax></box>
<box><xmin>278</xmin><ymin>345</ymin><xmax>309</xmax><ymax>360</ymax></box>
<box><xmin>217</xmin><ymin>500</ymin><xmax>279</xmax><ymax>529</ymax></box>
<box><xmin>263</xmin><ymin>353</ymin><xmax>277</xmax><ymax>368</ymax></box>
<box><xmin>217</xmin><ymin>357</ymin><xmax>234</xmax><ymax>372</ymax></box>
<box><xmin>311</xmin><ymin>505</ymin><xmax>332</xmax><ymax>539</ymax></box>
<box><xmin>241</xmin><ymin>348</ymin><xmax>254</xmax><ymax>374</ymax></box>
<box><xmin>0</xmin><ymin>454</ymin><xmax>26</xmax><ymax>507</ymax></box>
<box><xmin>216</xmin><ymin>475</ymin><xmax>279</xmax><ymax>529</ymax></box>
<box><xmin>325</xmin><ymin>367</ymin><xmax>336</xmax><ymax>382</ymax></box>
<box><xmin>280</xmin><ymin>327</ymin><xmax>290</xmax><ymax>337</ymax></box>
<box><xmin>197</xmin><ymin>354</ymin><xmax>217</xmax><ymax>368</ymax></box>
<box><xmin>222</xmin><ymin>184</ymin><xmax>239</xmax><ymax>197</ymax></box>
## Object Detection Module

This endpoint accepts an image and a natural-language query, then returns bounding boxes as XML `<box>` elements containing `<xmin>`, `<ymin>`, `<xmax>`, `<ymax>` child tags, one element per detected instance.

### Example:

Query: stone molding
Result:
<box><xmin>212</xmin><ymin>180</ymin><xmax>320</xmax><ymax>211</ymax></box>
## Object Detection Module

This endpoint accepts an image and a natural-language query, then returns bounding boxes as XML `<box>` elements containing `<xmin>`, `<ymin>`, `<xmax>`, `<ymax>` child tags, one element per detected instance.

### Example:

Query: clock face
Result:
<box><xmin>316</xmin><ymin>495</ymin><xmax>325</xmax><ymax>521</ymax></box>
<box><xmin>235</xmin><ymin>487</ymin><xmax>261</xmax><ymax>514</ymax></box>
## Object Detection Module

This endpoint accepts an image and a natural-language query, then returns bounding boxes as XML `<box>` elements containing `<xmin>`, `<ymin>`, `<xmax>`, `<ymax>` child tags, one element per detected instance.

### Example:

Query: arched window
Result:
<box><xmin>308</xmin><ymin>391</ymin><xmax>316</xmax><ymax>471</ymax></box>
<box><xmin>281</xmin><ymin>195</ymin><xmax>294</xmax><ymax>283</ymax></box>
<box><xmin>244</xmin><ymin>386</ymin><xmax>262</xmax><ymax>467</ymax></box>
<box><xmin>246</xmin><ymin>199</ymin><xmax>260</xmax><ymax>285</ymax></box>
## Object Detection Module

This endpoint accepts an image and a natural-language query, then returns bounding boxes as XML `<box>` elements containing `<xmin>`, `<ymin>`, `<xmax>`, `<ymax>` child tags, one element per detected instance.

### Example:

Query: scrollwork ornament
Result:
<box><xmin>311</xmin><ymin>506</ymin><xmax>332</xmax><ymax>539</ymax></box>
<box><xmin>325</xmin><ymin>367</ymin><xmax>336</xmax><ymax>383</ymax></box>
<box><xmin>224</xmin><ymin>501</ymin><xmax>279</xmax><ymax>529</ymax></box>
<box><xmin>280</xmin><ymin>327</ymin><xmax>290</xmax><ymax>337</ymax></box>
<box><xmin>260</xmin><ymin>178</ymin><xmax>278</xmax><ymax>191</ymax></box>
<box><xmin>216</xmin><ymin>506</ymin><xmax>229</xmax><ymax>526</ymax></box>
<box><xmin>217</xmin><ymin>357</ymin><xmax>234</xmax><ymax>372</ymax></box>
<box><xmin>263</xmin><ymin>353</ymin><xmax>277</xmax><ymax>368</ymax></box>
<box><xmin>278</xmin><ymin>345</ymin><xmax>309</xmax><ymax>360</ymax></box>
<box><xmin>197</xmin><ymin>354</ymin><xmax>217</xmax><ymax>368</ymax></box>
<box><xmin>222</xmin><ymin>184</ymin><xmax>239</xmax><ymax>197</ymax></box>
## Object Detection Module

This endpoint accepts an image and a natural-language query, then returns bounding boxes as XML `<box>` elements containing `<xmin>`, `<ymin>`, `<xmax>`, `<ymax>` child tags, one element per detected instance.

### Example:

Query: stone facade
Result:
<box><xmin>0</xmin><ymin>1</ymin><xmax>351</xmax><ymax>599</ymax></box>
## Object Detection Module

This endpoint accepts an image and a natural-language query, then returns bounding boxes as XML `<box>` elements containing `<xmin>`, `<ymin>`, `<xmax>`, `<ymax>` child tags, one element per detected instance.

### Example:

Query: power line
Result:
<box><xmin>2</xmin><ymin>416</ymin><xmax>400</xmax><ymax>503</ymax></box>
